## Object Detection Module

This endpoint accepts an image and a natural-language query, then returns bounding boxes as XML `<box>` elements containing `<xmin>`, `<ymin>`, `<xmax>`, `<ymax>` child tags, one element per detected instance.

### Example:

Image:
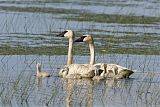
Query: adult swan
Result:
<box><xmin>74</xmin><ymin>35</ymin><xmax>134</xmax><ymax>79</ymax></box>
<box><xmin>57</xmin><ymin>30</ymin><xmax>99</xmax><ymax>78</ymax></box>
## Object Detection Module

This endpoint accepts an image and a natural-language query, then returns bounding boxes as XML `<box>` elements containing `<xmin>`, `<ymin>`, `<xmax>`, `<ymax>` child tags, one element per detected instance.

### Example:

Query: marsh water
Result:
<box><xmin>0</xmin><ymin>0</ymin><xmax>160</xmax><ymax>107</ymax></box>
<box><xmin>0</xmin><ymin>54</ymin><xmax>160</xmax><ymax>107</ymax></box>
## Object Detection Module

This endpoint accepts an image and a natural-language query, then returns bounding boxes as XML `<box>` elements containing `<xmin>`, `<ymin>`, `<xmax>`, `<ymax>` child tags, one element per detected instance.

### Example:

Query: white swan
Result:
<box><xmin>56</xmin><ymin>30</ymin><xmax>74</xmax><ymax>65</ymax></box>
<box><xmin>74</xmin><ymin>35</ymin><xmax>134</xmax><ymax>79</ymax></box>
<box><xmin>57</xmin><ymin>30</ymin><xmax>98</xmax><ymax>78</ymax></box>
<box><xmin>36</xmin><ymin>63</ymin><xmax>50</xmax><ymax>77</ymax></box>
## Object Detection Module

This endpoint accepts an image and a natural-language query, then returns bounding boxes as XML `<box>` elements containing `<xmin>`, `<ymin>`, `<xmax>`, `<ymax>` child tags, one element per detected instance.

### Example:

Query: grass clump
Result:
<box><xmin>98</xmin><ymin>48</ymin><xmax>160</xmax><ymax>55</ymax></box>
<box><xmin>64</xmin><ymin>13</ymin><xmax>160</xmax><ymax>24</ymax></box>
<box><xmin>0</xmin><ymin>46</ymin><xmax>68</xmax><ymax>55</ymax></box>
<box><xmin>0</xmin><ymin>6</ymin><xmax>80</xmax><ymax>14</ymax></box>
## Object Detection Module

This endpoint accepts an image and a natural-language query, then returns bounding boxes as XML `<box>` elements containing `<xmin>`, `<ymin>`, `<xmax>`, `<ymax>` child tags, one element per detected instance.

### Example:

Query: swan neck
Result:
<box><xmin>37</xmin><ymin>66</ymin><xmax>41</xmax><ymax>74</ymax></box>
<box><xmin>68</xmin><ymin>38</ymin><xmax>73</xmax><ymax>65</ymax></box>
<box><xmin>89</xmin><ymin>43</ymin><xmax>95</xmax><ymax>65</ymax></box>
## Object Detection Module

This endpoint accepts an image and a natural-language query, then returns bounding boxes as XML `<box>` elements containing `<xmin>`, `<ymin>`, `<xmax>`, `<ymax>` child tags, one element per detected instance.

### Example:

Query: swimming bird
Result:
<box><xmin>74</xmin><ymin>35</ymin><xmax>134</xmax><ymax>79</ymax></box>
<box><xmin>36</xmin><ymin>63</ymin><xmax>50</xmax><ymax>77</ymax></box>
<box><xmin>56</xmin><ymin>30</ymin><xmax>74</xmax><ymax>65</ymax></box>
<box><xmin>57</xmin><ymin>30</ymin><xmax>98</xmax><ymax>78</ymax></box>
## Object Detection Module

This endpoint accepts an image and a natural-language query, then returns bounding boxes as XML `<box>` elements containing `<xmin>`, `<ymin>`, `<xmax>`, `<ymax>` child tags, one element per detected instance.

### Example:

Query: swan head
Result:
<box><xmin>75</xmin><ymin>34</ymin><xmax>93</xmax><ymax>44</ymax></box>
<box><xmin>57</xmin><ymin>30</ymin><xmax>74</xmax><ymax>39</ymax></box>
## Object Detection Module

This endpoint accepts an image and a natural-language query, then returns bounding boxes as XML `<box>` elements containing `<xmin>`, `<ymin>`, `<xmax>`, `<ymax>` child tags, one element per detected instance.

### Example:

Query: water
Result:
<box><xmin>0</xmin><ymin>0</ymin><xmax>159</xmax><ymax>55</ymax></box>
<box><xmin>0</xmin><ymin>54</ymin><xmax>160</xmax><ymax>107</ymax></box>
<box><xmin>0</xmin><ymin>0</ymin><xmax>160</xmax><ymax>107</ymax></box>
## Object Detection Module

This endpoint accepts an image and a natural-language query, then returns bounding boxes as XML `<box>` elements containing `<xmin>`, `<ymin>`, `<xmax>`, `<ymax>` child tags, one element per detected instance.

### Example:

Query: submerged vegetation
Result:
<box><xmin>0</xmin><ymin>5</ymin><xmax>159</xmax><ymax>24</ymax></box>
<box><xmin>0</xmin><ymin>6</ymin><xmax>81</xmax><ymax>14</ymax></box>
<box><xmin>0</xmin><ymin>0</ymin><xmax>160</xmax><ymax>107</ymax></box>
<box><xmin>0</xmin><ymin>46</ymin><xmax>67</xmax><ymax>55</ymax></box>
<box><xmin>1</xmin><ymin>71</ymin><xmax>160</xmax><ymax>107</ymax></box>
<box><xmin>0</xmin><ymin>33</ymin><xmax>159</xmax><ymax>55</ymax></box>
<box><xmin>64</xmin><ymin>13</ymin><xmax>160</xmax><ymax>24</ymax></box>
<box><xmin>0</xmin><ymin>2</ymin><xmax>159</xmax><ymax>55</ymax></box>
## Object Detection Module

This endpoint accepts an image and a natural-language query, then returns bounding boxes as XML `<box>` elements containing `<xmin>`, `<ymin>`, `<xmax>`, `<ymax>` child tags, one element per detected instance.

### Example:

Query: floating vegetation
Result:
<box><xmin>64</xmin><ymin>13</ymin><xmax>160</xmax><ymax>24</ymax></box>
<box><xmin>0</xmin><ymin>46</ymin><xmax>68</xmax><ymax>55</ymax></box>
<box><xmin>0</xmin><ymin>33</ymin><xmax>159</xmax><ymax>55</ymax></box>
<box><xmin>0</xmin><ymin>6</ymin><xmax>81</xmax><ymax>14</ymax></box>
<box><xmin>98</xmin><ymin>47</ymin><xmax>160</xmax><ymax>55</ymax></box>
<box><xmin>0</xmin><ymin>0</ymin><xmax>160</xmax><ymax>107</ymax></box>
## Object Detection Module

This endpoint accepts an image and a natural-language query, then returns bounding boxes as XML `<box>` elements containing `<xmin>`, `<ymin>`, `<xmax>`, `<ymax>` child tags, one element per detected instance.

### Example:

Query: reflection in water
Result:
<box><xmin>35</xmin><ymin>76</ymin><xmax>50</xmax><ymax>91</ymax></box>
<box><xmin>35</xmin><ymin>77</ymin><xmax>43</xmax><ymax>88</ymax></box>
<box><xmin>105</xmin><ymin>78</ymin><xmax>133</xmax><ymax>89</ymax></box>
<box><xmin>63</xmin><ymin>77</ymin><xmax>134</xmax><ymax>107</ymax></box>
<box><xmin>92</xmin><ymin>78</ymin><xmax>135</xmax><ymax>107</ymax></box>
<box><xmin>0</xmin><ymin>55</ymin><xmax>160</xmax><ymax>107</ymax></box>
<box><xmin>64</xmin><ymin>78</ymin><xmax>94</xmax><ymax>107</ymax></box>
<box><xmin>0</xmin><ymin>0</ymin><xmax>159</xmax><ymax>106</ymax></box>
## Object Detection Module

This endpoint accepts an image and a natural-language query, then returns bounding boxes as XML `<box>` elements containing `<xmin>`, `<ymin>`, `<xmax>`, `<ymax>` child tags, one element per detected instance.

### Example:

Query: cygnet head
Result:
<box><xmin>74</xmin><ymin>34</ymin><xmax>93</xmax><ymax>44</ymax></box>
<box><xmin>37</xmin><ymin>63</ymin><xmax>41</xmax><ymax>72</ymax></box>
<box><xmin>59</xmin><ymin>67</ymin><xmax>69</xmax><ymax>77</ymax></box>
<box><xmin>57</xmin><ymin>30</ymin><xmax>74</xmax><ymax>39</ymax></box>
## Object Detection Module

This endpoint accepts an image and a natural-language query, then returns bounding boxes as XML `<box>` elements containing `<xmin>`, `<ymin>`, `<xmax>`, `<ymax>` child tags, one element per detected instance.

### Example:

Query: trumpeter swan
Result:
<box><xmin>36</xmin><ymin>63</ymin><xmax>50</xmax><ymax>77</ymax></box>
<box><xmin>74</xmin><ymin>35</ymin><xmax>134</xmax><ymax>79</ymax></box>
<box><xmin>57</xmin><ymin>30</ymin><xmax>98</xmax><ymax>78</ymax></box>
<box><xmin>56</xmin><ymin>30</ymin><xmax>74</xmax><ymax>65</ymax></box>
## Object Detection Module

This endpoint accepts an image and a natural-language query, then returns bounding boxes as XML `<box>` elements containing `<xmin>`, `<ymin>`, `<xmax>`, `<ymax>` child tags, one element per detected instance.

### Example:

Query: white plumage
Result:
<box><xmin>57</xmin><ymin>30</ymin><xmax>97</xmax><ymax>78</ymax></box>
<box><xmin>36</xmin><ymin>63</ymin><xmax>50</xmax><ymax>77</ymax></box>
<box><xmin>57</xmin><ymin>30</ymin><xmax>134</xmax><ymax>79</ymax></box>
<box><xmin>75</xmin><ymin>35</ymin><xmax>134</xmax><ymax>79</ymax></box>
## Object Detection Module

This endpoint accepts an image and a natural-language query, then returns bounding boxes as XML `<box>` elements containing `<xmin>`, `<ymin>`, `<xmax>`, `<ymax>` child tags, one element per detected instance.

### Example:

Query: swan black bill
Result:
<box><xmin>74</xmin><ymin>36</ymin><xmax>87</xmax><ymax>42</ymax></box>
<box><xmin>56</xmin><ymin>31</ymin><xmax>68</xmax><ymax>37</ymax></box>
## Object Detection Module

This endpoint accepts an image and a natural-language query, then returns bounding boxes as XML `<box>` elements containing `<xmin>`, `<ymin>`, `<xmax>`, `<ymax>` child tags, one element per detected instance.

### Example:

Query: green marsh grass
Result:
<box><xmin>0</xmin><ymin>1</ymin><xmax>160</xmax><ymax>107</ymax></box>
<box><xmin>64</xmin><ymin>13</ymin><xmax>160</xmax><ymax>24</ymax></box>
<box><xmin>0</xmin><ymin>33</ymin><xmax>160</xmax><ymax>55</ymax></box>
<box><xmin>0</xmin><ymin>6</ymin><xmax>81</xmax><ymax>14</ymax></box>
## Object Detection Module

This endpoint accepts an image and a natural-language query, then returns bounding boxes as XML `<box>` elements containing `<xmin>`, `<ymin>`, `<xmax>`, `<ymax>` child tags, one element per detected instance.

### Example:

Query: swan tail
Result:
<box><xmin>114</xmin><ymin>69</ymin><xmax>134</xmax><ymax>79</ymax></box>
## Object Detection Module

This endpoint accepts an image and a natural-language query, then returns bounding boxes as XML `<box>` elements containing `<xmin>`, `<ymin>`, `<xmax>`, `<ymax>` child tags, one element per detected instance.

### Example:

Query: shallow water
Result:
<box><xmin>0</xmin><ymin>0</ymin><xmax>160</xmax><ymax>107</ymax></box>
<box><xmin>0</xmin><ymin>0</ymin><xmax>159</xmax><ymax>54</ymax></box>
<box><xmin>0</xmin><ymin>54</ymin><xmax>160</xmax><ymax>107</ymax></box>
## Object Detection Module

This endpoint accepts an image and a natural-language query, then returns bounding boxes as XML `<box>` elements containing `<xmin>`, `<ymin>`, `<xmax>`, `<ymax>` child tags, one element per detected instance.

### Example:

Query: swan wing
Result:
<box><xmin>59</xmin><ymin>64</ymin><xmax>97</xmax><ymax>78</ymax></box>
